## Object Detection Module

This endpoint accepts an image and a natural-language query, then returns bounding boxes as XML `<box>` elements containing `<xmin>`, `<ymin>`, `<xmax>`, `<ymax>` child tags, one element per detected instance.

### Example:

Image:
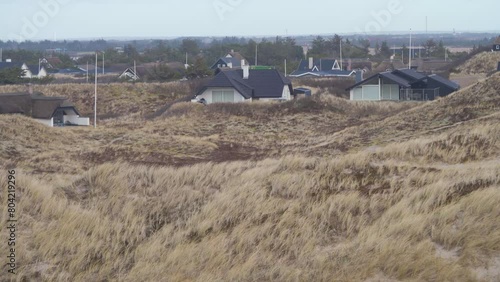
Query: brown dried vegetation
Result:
<box><xmin>0</xmin><ymin>73</ymin><xmax>499</xmax><ymax>281</ymax></box>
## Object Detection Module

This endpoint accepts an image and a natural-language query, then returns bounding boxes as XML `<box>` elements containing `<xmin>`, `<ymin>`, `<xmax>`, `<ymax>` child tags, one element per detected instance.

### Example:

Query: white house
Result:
<box><xmin>194</xmin><ymin>62</ymin><xmax>293</xmax><ymax>104</ymax></box>
<box><xmin>22</xmin><ymin>64</ymin><xmax>48</xmax><ymax>79</ymax></box>
<box><xmin>346</xmin><ymin>68</ymin><xmax>460</xmax><ymax>101</ymax></box>
<box><xmin>0</xmin><ymin>92</ymin><xmax>89</xmax><ymax>127</ymax></box>
<box><xmin>0</xmin><ymin>62</ymin><xmax>47</xmax><ymax>79</ymax></box>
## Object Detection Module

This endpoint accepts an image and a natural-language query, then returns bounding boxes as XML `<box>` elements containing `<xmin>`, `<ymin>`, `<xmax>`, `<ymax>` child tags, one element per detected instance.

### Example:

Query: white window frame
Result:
<box><xmin>212</xmin><ymin>90</ymin><xmax>235</xmax><ymax>103</ymax></box>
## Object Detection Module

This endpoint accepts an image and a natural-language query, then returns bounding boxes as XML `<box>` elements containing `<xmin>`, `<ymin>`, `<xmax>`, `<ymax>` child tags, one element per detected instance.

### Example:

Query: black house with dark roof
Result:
<box><xmin>346</xmin><ymin>68</ymin><xmax>460</xmax><ymax>101</ymax></box>
<box><xmin>194</xmin><ymin>66</ymin><xmax>293</xmax><ymax>104</ymax></box>
<box><xmin>210</xmin><ymin>51</ymin><xmax>249</xmax><ymax>70</ymax></box>
<box><xmin>0</xmin><ymin>92</ymin><xmax>89</xmax><ymax>127</ymax></box>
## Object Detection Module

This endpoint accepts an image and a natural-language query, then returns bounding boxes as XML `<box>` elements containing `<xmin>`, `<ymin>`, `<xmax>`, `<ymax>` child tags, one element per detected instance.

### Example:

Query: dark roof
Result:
<box><xmin>346</xmin><ymin>71</ymin><xmax>411</xmax><ymax>90</ymax></box>
<box><xmin>45</xmin><ymin>57</ymin><xmax>63</xmax><ymax>67</ymax></box>
<box><xmin>346</xmin><ymin>68</ymin><xmax>460</xmax><ymax>93</ymax></box>
<box><xmin>290</xmin><ymin>58</ymin><xmax>355</xmax><ymax>77</ymax></box>
<box><xmin>120</xmin><ymin>62</ymin><xmax>186</xmax><ymax>79</ymax></box>
<box><xmin>294</xmin><ymin>88</ymin><xmax>312</xmax><ymax>96</ymax></box>
<box><xmin>393</xmin><ymin>68</ymin><xmax>426</xmax><ymax>82</ymax></box>
<box><xmin>211</xmin><ymin>57</ymin><xmax>242</xmax><ymax>69</ymax></box>
<box><xmin>31</xmin><ymin>97</ymin><xmax>67</xmax><ymax>119</ymax></box>
<box><xmin>0</xmin><ymin>92</ymin><xmax>31</xmax><ymax>115</ymax></box>
<box><xmin>210</xmin><ymin>52</ymin><xmax>248</xmax><ymax>69</ymax></box>
<box><xmin>295</xmin><ymin>58</ymin><xmax>339</xmax><ymax>71</ymax></box>
<box><xmin>426</xmin><ymin>74</ymin><xmax>460</xmax><ymax>90</ymax></box>
<box><xmin>228</xmin><ymin>51</ymin><xmax>245</xmax><ymax>62</ymax></box>
<box><xmin>26</xmin><ymin>65</ymin><xmax>43</xmax><ymax>75</ymax></box>
<box><xmin>198</xmin><ymin>69</ymin><xmax>292</xmax><ymax>99</ymax></box>
<box><xmin>57</xmin><ymin>68</ymin><xmax>85</xmax><ymax>74</ymax></box>
<box><xmin>0</xmin><ymin>62</ymin><xmax>23</xmax><ymax>70</ymax></box>
<box><xmin>380</xmin><ymin>72</ymin><xmax>412</xmax><ymax>87</ymax></box>
<box><xmin>0</xmin><ymin>92</ymin><xmax>79</xmax><ymax>119</ymax></box>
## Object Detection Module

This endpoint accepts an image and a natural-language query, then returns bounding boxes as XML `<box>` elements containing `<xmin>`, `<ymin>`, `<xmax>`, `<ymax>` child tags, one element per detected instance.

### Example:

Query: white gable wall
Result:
<box><xmin>282</xmin><ymin>85</ymin><xmax>291</xmax><ymax>100</ymax></box>
<box><xmin>38</xmin><ymin>67</ymin><xmax>48</xmax><ymax>78</ymax></box>
<box><xmin>21</xmin><ymin>64</ymin><xmax>33</xmax><ymax>79</ymax></box>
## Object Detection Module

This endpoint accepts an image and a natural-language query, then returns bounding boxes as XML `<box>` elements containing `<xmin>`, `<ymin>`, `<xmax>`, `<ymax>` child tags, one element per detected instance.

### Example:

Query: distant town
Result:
<box><xmin>0</xmin><ymin>32</ymin><xmax>496</xmax><ymax>85</ymax></box>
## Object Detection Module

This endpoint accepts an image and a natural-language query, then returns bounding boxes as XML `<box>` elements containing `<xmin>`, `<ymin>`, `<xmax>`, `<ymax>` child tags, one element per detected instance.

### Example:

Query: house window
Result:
<box><xmin>212</xmin><ymin>90</ymin><xmax>235</xmax><ymax>103</ymax></box>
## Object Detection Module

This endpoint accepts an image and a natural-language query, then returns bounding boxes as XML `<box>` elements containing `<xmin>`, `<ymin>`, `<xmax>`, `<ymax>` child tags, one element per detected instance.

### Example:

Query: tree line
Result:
<box><xmin>1</xmin><ymin>34</ymin><xmax>494</xmax><ymax>84</ymax></box>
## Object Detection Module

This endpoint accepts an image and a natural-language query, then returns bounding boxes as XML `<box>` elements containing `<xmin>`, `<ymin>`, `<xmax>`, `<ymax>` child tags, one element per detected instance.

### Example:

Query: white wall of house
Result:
<box><xmin>21</xmin><ymin>64</ymin><xmax>33</xmax><ymax>79</ymax></box>
<box><xmin>37</xmin><ymin>67</ymin><xmax>48</xmax><ymax>78</ymax></box>
<box><xmin>197</xmin><ymin>88</ymin><xmax>248</xmax><ymax>104</ymax></box>
<box><xmin>282</xmin><ymin>85</ymin><xmax>292</xmax><ymax>100</ymax></box>
<box><xmin>350</xmin><ymin>84</ymin><xmax>399</xmax><ymax>101</ymax></box>
<box><xmin>34</xmin><ymin>118</ymin><xmax>53</xmax><ymax>127</ymax></box>
<box><xmin>64</xmin><ymin>115</ymin><xmax>90</xmax><ymax>126</ymax></box>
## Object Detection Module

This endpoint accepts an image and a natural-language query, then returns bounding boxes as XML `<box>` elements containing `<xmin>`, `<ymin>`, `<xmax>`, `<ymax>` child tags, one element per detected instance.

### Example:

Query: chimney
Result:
<box><xmin>243</xmin><ymin>64</ymin><xmax>250</xmax><ymax>79</ymax></box>
<box><xmin>308</xmin><ymin>57</ymin><xmax>314</xmax><ymax>69</ymax></box>
<box><xmin>355</xmin><ymin>70</ymin><xmax>364</xmax><ymax>83</ymax></box>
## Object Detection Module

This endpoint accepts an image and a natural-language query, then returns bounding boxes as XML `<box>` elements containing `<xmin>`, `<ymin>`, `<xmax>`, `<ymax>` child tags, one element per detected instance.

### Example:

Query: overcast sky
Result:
<box><xmin>1</xmin><ymin>0</ymin><xmax>499</xmax><ymax>41</ymax></box>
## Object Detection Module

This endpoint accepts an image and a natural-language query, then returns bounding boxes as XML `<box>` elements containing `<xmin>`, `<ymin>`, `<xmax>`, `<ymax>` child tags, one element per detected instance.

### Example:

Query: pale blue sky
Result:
<box><xmin>1</xmin><ymin>0</ymin><xmax>498</xmax><ymax>41</ymax></box>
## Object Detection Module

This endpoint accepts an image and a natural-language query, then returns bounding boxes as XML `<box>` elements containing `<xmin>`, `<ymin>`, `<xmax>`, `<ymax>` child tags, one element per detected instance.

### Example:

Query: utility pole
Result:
<box><xmin>340</xmin><ymin>39</ymin><xmax>343</xmax><ymax>70</ymax></box>
<box><xmin>134</xmin><ymin>60</ymin><xmax>137</xmax><ymax>80</ymax></box>
<box><xmin>255</xmin><ymin>43</ymin><xmax>258</xmax><ymax>66</ymax></box>
<box><xmin>94</xmin><ymin>52</ymin><xmax>97</xmax><ymax>128</ymax></box>
<box><xmin>86</xmin><ymin>61</ymin><xmax>89</xmax><ymax>83</ymax></box>
<box><xmin>102</xmin><ymin>52</ymin><xmax>105</xmax><ymax>74</ymax></box>
<box><xmin>409</xmin><ymin>29</ymin><xmax>412</xmax><ymax>69</ymax></box>
<box><xmin>402</xmin><ymin>46</ymin><xmax>404</xmax><ymax>64</ymax></box>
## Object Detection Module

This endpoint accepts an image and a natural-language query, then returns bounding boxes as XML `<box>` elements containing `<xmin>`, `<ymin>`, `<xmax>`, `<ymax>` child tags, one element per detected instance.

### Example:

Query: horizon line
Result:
<box><xmin>2</xmin><ymin>30</ymin><xmax>499</xmax><ymax>43</ymax></box>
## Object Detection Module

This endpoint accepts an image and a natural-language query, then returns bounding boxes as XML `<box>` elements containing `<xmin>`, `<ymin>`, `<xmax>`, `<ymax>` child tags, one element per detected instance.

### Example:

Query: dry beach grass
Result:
<box><xmin>0</xmin><ymin>71</ymin><xmax>499</xmax><ymax>281</ymax></box>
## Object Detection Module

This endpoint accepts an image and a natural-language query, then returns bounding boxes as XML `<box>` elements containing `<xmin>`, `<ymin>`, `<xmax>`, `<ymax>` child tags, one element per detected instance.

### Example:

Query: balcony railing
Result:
<box><xmin>400</xmin><ymin>88</ymin><xmax>440</xmax><ymax>101</ymax></box>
